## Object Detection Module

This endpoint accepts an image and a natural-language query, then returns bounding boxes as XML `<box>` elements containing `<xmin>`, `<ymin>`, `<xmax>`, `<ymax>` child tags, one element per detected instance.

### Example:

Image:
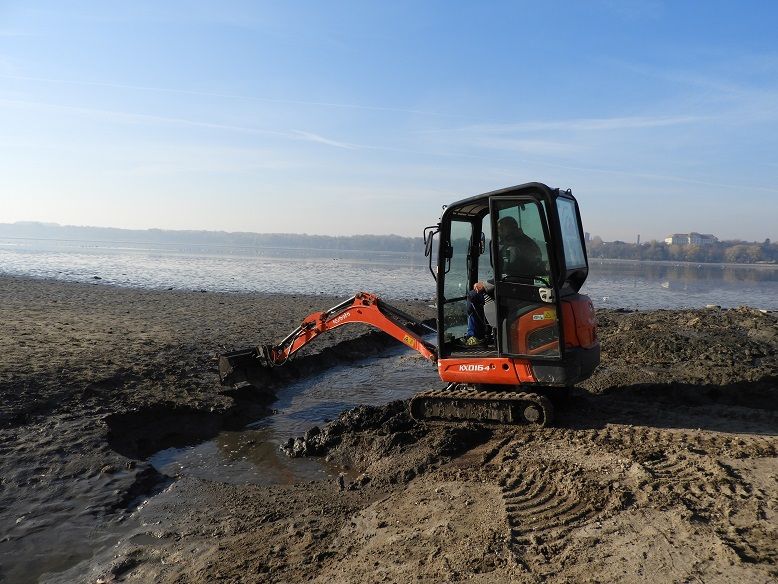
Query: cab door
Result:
<box><xmin>439</xmin><ymin>217</ymin><xmax>475</xmax><ymax>346</ymax></box>
<box><xmin>490</xmin><ymin>196</ymin><xmax>561</xmax><ymax>358</ymax></box>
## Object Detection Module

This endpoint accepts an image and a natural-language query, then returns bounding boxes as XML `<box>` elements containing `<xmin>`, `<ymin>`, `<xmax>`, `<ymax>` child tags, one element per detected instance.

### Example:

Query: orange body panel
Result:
<box><xmin>561</xmin><ymin>294</ymin><xmax>598</xmax><ymax>349</ymax></box>
<box><xmin>442</xmin><ymin>294</ymin><xmax>598</xmax><ymax>387</ymax></box>
<box><xmin>438</xmin><ymin>357</ymin><xmax>536</xmax><ymax>384</ymax></box>
<box><xmin>511</xmin><ymin>306</ymin><xmax>560</xmax><ymax>356</ymax></box>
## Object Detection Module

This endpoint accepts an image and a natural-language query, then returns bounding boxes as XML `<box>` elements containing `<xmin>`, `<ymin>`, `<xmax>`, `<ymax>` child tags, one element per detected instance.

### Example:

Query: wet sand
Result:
<box><xmin>0</xmin><ymin>275</ymin><xmax>776</xmax><ymax>583</ymax></box>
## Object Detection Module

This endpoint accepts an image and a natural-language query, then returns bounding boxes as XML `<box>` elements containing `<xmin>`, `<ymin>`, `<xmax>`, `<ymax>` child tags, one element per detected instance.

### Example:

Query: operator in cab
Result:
<box><xmin>465</xmin><ymin>216</ymin><xmax>546</xmax><ymax>344</ymax></box>
<box><xmin>496</xmin><ymin>216</ymin><xmax>544</xmax><ymax>278</ymax></box>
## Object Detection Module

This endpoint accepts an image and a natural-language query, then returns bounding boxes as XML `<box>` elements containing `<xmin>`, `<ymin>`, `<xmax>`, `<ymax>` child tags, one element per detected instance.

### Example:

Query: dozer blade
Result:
<box><xmin>409</xmin><ymin>386</ymin><xmax>553</xmax><ymax>426</ymax></box>
<box><xmin>218</xmin><ymin>347</ymin><xmax>272</xmax><ymax>387</ymax></box>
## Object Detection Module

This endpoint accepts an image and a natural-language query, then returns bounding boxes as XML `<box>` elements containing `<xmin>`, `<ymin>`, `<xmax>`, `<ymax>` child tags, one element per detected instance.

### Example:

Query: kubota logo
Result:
<box><xmin>333</xmin><ymin>312</ymin><xmax>351</xmax><ymax>324</ymax></box>
<box><xmin>458</xmin><ymin>364</ymin><xmax>489</xmax><ymax>372</ymax></box>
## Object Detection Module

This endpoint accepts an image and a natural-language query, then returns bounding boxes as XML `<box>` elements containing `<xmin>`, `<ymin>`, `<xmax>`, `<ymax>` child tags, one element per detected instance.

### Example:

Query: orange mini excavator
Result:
<box><xmin>219</xmin><ymin>183</ymin><xmax>600</xmax><ymax>425</ymax></box>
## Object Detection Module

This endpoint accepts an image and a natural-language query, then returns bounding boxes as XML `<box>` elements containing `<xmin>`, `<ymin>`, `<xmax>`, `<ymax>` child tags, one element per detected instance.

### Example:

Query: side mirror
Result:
<box><xmin>423</xmin><ymin>225</ymin><xmax>439</xmax><ymax>258</ymax></box>
<box><xmin>422</xmin><ymin>225</ymin><xmax>440</xmax><ymax>282</ymax></box>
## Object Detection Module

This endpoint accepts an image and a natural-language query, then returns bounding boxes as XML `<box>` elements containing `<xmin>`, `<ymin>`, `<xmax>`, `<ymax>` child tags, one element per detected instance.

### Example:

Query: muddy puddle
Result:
<box><xmin>150</xmin><ymin>348</ymin><xmax>440</xmax><ymax>486</ymax></box>
<box><xmin>28</xmin><ymin>346</ymin><xmax>439</xmax><ymax>583</ymax></box>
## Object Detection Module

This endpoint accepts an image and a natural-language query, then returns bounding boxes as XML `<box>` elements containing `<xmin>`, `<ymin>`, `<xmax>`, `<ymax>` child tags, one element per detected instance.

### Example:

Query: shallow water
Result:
<box><xmin>149</xmin><ymin>347</ymin><xmax>440</xmax><ymax>486</ymax></box>
<box><xmin>588</xmin><ymin>260</ymin><xmax>778</xmax><ymax>311</ymax></box>
<box><xmin>3</xmin><ymin>438</ymin><xmax>146</xmax><ymax>584</ymax></box>
<box><xmin>0</xmin><ymin>238</ymin><xmax>430</xmax><ymax>299</ymax></box>
<box><xmin>1</xmin><ymin>237</ymin><xmax>777</xmax><ymax>310</ymax></box>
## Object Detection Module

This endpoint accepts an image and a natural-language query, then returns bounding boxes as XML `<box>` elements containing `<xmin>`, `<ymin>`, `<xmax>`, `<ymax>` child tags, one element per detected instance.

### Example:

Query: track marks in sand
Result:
<box><xmin>633</xmin><ymin>449</ymin><xmax>758</xmax><ymax>551</ymax></box>
<box><xmin>621</xmin><ymin>434</ymin><xmax>778</xmax><ymax>575</ymax></box>
<box><xmin>665</xmin><ymin>454</ymin><xmax>778</xmax><ymax>575</ymax></box>
<box><xmin>532</xmin><ymin>423</ymin><xmax>777</xmax><ymax>460</ymax></box>
<box><xmin>494</xmin><ymin>424</ymin><xmax>777</xmax><ymax>579</ymax></box>
<box><xmin>714</xmin><ymin>458</ymin><xmax>778</xmax><ymax>571</ymax></box>
<box><xmin>497</xmin><ymin>464</ymin><xmax>612</xmax><ymax>573</ymax></box>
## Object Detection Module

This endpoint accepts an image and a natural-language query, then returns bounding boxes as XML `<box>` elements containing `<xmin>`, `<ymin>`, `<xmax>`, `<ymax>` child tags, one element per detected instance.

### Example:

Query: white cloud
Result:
<box><xmin>425</xmin><ymin>114</ymin><xmax>705</xmax><ymax>136</ymax></box>
<box><xmin>0</xmin><ymin>73</ymin><xmax>455</xmax><ymax>117</ymax></box>
<box><xmin>290</xmin><ymin>130</ymin><xmax>359</xmax><ymax>150</ymax></box>
<box><xmin>0</xmin><ymin>97</ymin><xmax>292</xmax><ymax>137</ymax></box>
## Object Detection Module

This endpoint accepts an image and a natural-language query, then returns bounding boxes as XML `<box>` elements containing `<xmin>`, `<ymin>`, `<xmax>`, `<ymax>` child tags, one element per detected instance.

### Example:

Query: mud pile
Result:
<box><xmin>283</xmin><ymin>400</ymin><xmax>492</xmax><ymax>488</ymax></box>
<box><xmin>589</xmin><ymin>306</ymin><xmax>777</xmax><ymax>390</ymax></box>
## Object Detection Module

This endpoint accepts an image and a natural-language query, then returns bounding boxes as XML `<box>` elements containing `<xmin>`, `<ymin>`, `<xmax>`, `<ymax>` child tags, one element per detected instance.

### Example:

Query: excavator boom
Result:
<box><xmin>218</xmin><ymin>292</ymin><xmax>437</xmax><ymax>387</ymax></box>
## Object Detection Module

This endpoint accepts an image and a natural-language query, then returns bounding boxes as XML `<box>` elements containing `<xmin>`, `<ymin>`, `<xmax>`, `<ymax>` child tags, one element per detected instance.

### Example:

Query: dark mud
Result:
<box><xmin>1</xmin><ymin>275</ymin><xmax>776</xmax><ymax>583</ymax></box>
<box><xmin>0</xmin><ymin>276</ymin><xmax>433</xmax><ymax>583</ymax></box>
<box><xmin>282</xmin><ymin>400</ymin><xmax>493</xmax><ymax>488</ymax></box>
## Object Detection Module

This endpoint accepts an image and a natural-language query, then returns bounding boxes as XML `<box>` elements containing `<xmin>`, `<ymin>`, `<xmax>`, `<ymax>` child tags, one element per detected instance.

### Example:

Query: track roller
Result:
<box><xmin>409</xmin><ymin>384</ymin><xmax>554</xmax><ymax>426</ymax></box>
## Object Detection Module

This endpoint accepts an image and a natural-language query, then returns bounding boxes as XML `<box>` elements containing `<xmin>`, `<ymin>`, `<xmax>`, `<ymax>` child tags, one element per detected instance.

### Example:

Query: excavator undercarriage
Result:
<box><xmin>410</xmin><ymin>385</ymin><xmax>554</xmax><ymax>426</ymax></box>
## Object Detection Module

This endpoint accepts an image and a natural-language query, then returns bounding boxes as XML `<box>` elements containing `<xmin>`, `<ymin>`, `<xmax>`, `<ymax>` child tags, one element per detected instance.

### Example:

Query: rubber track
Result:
<box><xmin>409</xmin><ymin>387</ymin><xmax>554</xmax><ymax>426</ymax></box>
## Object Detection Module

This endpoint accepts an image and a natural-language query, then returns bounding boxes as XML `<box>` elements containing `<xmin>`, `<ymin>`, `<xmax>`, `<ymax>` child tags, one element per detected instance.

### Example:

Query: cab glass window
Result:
<box><xmin>556</xmin><ymin>197</ymin><xmax>586</xmax><ymax>269</ymax></box>
<box><xmin>441</xmin><ymin>219</ymin><xmax>472</xmax><ymax>341</ymax></box>
<box><xmin>493</xmin><ymin>200</ymin><xmax>551</xmax><ymax>282</ymax></box>
<box><xmin>480</xmin><ymin>213</ymin><xmax>495</xmax><ymax>284</ymax></box>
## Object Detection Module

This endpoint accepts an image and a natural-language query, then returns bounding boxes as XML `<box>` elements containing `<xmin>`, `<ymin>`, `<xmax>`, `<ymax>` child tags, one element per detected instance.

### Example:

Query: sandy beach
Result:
<box><xmin>1</xmin><ymin>275</ymin><xmax>776</xmax><ymax>583</ymax></box>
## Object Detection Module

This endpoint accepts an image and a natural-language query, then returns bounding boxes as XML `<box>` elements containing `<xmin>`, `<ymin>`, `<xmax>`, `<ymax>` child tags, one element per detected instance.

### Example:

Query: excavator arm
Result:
<box><xmin>218</xmin><ymin>292</ymin><xmax>437</xmax><ymax>387</ymax></box>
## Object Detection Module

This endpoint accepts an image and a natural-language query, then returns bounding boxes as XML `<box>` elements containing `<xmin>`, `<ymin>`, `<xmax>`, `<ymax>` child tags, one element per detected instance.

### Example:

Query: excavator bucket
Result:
<box><xmin>218</xmin><ymin>347</ymin><xmax>272</xmax><ymax>387</ymax></box>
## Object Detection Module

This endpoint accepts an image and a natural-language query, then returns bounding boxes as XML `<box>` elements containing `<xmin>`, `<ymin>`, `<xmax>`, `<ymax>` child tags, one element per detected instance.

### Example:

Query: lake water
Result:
<box><xmin>1</xmin><ymin>237</ymin><xmax>776</xmax><ymax>310</ymax></box>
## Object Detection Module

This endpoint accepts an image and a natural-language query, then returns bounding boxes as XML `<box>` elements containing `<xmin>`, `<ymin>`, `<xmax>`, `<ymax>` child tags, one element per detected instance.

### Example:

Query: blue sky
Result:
<box><xmin>1</xmin><ymin>0</ymin><xmax>776</xmax><ymax>241</ymax></box>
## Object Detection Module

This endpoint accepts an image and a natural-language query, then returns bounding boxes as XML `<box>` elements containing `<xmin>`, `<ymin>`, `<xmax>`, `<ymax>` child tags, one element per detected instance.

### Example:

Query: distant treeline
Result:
<box><xmin>587</xmin><ymin>237</ymin><xmax>777</xmax><ymax>264</ymax></box>
<box><xmin>0</xmin><ymin>222</ymin><xmax>424</xmax><ymax>253</ymax></box>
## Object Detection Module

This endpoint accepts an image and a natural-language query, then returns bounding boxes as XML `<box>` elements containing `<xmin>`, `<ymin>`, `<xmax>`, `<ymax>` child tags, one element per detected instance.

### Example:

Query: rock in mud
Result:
<box><xmin>281</xmin><ymin>400</ymin><xmax>418</xmax><ymax>458</ymax></box>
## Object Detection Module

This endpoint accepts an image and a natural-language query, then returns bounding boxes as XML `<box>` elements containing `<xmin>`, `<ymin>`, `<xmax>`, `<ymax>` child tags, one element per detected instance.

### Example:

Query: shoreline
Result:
<box><xmin>3</xmin><ymin>233</ymin><xmax>777</xmax><ymax>269</ymax></box>
<box><xmin>591</xmin><ymin>256</ymin><xmax>778</xmax><ymax>270</ymax></box>
<box><xmin>0</xmin><ymin>275</ymin><xmax>776</xmax><ymax>583</ymax></box>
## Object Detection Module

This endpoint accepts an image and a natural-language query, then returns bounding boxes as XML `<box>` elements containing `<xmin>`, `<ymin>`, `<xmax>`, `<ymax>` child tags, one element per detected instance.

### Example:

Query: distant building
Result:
<box><xmin>664</xmin><ymin>232</ymin><xmax>718</xmax><ymax>246</ymax></box>
<box><xmin>689</xmin><ymin>232</ymin><xmax>718</xmax><ymax>246</ymax></box>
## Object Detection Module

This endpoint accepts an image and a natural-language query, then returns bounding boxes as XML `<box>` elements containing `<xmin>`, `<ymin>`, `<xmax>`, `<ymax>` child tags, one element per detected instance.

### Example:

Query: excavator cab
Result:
<box><xmin>424</xmin><ymin>182</ymin><xmax>599</xmax><ymax>388</ymax></box>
